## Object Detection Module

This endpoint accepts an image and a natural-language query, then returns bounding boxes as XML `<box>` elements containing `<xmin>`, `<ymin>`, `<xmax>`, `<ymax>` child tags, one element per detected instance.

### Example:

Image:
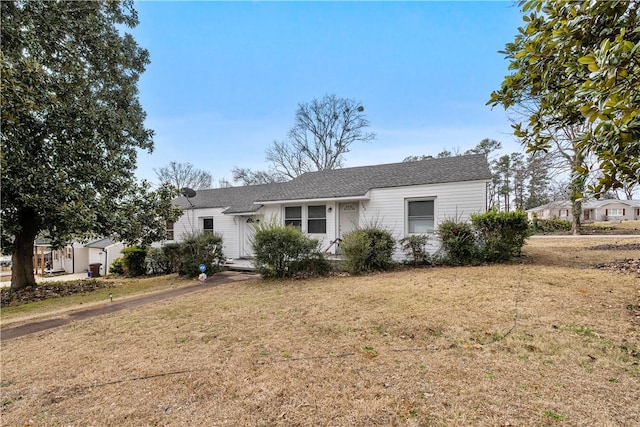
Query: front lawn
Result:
<box><xmin>1</xmin><ymin>237</ymin><xmax>639</xmax><ymax>425</ymax></box>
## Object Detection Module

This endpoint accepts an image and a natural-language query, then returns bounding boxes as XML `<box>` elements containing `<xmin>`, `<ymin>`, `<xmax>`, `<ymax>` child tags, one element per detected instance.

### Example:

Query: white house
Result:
<box><xmin>526</xmin><ymin>199</ymin><xmax>640</xmax><ymax>222</ymax></box>
<box><xmin>33</xmin><ymin>237</ymin><xmax>124</xmax><ymax>276</ymax></box>
<box><xmin>165</xmin><ymin>155</ymin><xmax>492</xmax><ymax>261</ymax></box>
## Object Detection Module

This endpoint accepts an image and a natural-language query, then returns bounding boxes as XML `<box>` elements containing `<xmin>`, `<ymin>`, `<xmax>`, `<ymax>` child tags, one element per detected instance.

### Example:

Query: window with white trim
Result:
<box><xmin>307</xmin><ymin>205</ymin><xmax>326</xmax><ymax>234</ymax></box>
<box><xmin>407</xmin><ymin>200</ymin><xmax>434</xmax><ymax>233</ymax></box>
<box><xmin>203</xmin><ymin>217</ymin><xmax>214</xmax><ymax>233</ymax></box>
<box><xmin>284</xmin><ymin>206</ymin><xmax>302</xmax><ymax>230</ymax></box>
<box><xmin>608</xmin><ymin>208</ymin><xmax>623</xmax><ymax>216</ymax></box>
<box><xmin>166</xmin><ymin>221</ymin><xmax>175</xmax><ymax>240</ymax></box>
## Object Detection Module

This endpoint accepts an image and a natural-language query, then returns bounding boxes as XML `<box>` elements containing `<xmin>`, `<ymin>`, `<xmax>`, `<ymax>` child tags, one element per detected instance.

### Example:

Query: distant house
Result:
<box><xmin>33</xmin><ymin>237</ymin><xmax>124</xmax><ymax>276</ymax></box>
<box><xmin>166</xmin><ymin>155</ymin><xmax>492</xmax><ymax>261</ymax></box>
<box><xmin>526</xmin><ymin>199</ymin><xmax>640</xmax><ymax>222</ymax></box>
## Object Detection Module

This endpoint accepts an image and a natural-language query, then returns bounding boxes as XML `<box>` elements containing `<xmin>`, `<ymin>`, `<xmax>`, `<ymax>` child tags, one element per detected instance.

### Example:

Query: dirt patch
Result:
<box><xmin>589</xmin><ymin>243</ymin><xmax>640</xmax><ymax>251</ymax></box>
<box><xmin>0</xmin><ymin>279</ymin><xmax>116</xmax><ymax>307</ymax></box>
<box><xmin>596</xmin><ymin>259</ymin><xmax>640</xmax><ymax>276</ymax></box>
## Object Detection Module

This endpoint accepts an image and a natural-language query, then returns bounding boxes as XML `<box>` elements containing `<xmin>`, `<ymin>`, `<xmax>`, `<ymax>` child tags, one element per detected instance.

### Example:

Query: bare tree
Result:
<box><xmin>266</xmin><ymin>94</ymin><xmax>376</xmax><ymax>179</ymax></box>
<box><xmin>231</xmin><ymin>166</ymin><xmax>286</xmax><ymax>186</ymax></box>
<box><xmin>155</xmin><ymin>161</ymin><xmax>212</xmax><ymax>191</ymax></box>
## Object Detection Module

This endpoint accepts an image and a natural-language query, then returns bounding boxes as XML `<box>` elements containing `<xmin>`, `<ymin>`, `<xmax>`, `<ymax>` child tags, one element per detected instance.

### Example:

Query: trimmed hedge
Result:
<box><xmin>530</xmin><ymin>217</ymin><xmax>572</xmax><ymax>233</ymax></box>
<box><xmin>252</xmin><ymin>223</ymin><xmax>329</xmax><ymax>279</ymax></box>
<box><xmin>340</xmin><ymin>227</ymin><xmax>395</xmax><ymax>274</ymax></box>
<box><xmin>471</xmin><ymin>210</ymin><xmax>531</xmax><ymax>262</ymax></box>
<box><xmin>179</xmin><ymin>231</ymin><xmax>225</xmax><ymax>277</ymax></box>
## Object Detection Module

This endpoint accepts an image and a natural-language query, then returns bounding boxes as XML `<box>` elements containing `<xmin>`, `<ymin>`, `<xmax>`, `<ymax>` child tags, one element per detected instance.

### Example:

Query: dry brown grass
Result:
<box><xmin>2</xmin><ymin>237</ymin><xmax>639</xmax><ymax>426</ymax></box>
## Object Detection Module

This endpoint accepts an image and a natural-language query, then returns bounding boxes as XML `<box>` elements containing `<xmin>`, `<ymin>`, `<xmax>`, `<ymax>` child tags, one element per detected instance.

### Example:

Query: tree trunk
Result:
<box><xmin>571</xmin><ymin>198</ymin><xmax>582</xmax><ymax>235</ymax></box>
<box><xmin>11</xmin><ymin>209</ymin><xmax>39</xmax><ymax>290</ymax></box>
<box><xmin>569</xmin><ymin>153</ymin><xmax>586</xmax><ymax>236</ymax></box>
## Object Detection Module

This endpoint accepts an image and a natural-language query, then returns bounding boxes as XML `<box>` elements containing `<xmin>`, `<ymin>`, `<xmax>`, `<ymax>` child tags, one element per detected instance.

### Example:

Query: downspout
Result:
<box><xmin>72</xmin><ymin>243</ymin><xmax>75</xmax><ymax>273</ymax></box>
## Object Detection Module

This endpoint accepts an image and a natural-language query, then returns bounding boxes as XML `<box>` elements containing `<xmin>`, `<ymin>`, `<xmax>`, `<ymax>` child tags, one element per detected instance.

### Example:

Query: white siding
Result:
<box><xmin>595</xmin><ymin>203</ymin><xmax>636</xmax><ymax>221</ymax></box>
<box><xmin>170</xmin><ymin>180</ymin><xmax>487</xmax><ymax>261</ymax></box>
<box><xmin>262</xmin><ymin>202</ymin><xmax>338</xmax><ymax>252</ymax></box>
<box><xmin>72</xmin><ymin>245</ymin><xmax>88</xmax><ymax>274</ymax></box>
<box><xmin>172</xmin><ymin>207</ymin><xmax>266</xmax><ymax>259</ymax></box>
<box><xmin>105</xmin><ymin>243</ymin><xmax>124</xmax><ymax>275</ymax></box>
<box><xmin>363</xmin><ymin>180</ymin><xmax>488</xmax><ymax>260</ymax></box>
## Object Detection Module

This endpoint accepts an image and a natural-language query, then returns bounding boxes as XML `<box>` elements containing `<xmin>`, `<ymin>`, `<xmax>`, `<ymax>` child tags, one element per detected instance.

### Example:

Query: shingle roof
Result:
<box><xmin>257</xmin><ymin>154</ymin><xmax>492</xmax><ymax>202</ymax></box>
<box><xmin>173</xmin><ymin>182</ymin><xmax>286</xmax><ymax>213</ymax></box>
<box><xmin>175</xmin><ymin>155</ymin><xmax>491</xmax><ymax>212</ymax></box>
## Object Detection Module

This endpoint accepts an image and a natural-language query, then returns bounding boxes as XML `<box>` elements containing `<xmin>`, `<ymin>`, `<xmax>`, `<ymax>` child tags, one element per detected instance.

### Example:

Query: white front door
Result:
<box><xmin>338</xmin><ymin>203</ymin><xmax>359</xmax><ymax>240</ymax></box>
<box><xmin>241</xmin><ymin>216</ymin><xmax>262</xmax><ymax>258</ymax></box>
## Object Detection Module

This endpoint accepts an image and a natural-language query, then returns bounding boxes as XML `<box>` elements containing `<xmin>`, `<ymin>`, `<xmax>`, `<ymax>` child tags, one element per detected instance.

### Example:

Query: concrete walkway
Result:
<box><xmin>0</xmin><ymin>271</ymin><xmax>93</xmax><ymax>288</ymax></box>
<box><xmin>1</xmin><ymin>270</ymin><xmax>257</xmax><ymax>341</ymax></box>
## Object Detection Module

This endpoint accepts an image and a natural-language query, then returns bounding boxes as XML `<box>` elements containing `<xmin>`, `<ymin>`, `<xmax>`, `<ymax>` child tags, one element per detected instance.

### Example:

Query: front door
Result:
<box><xmin>241</xmin><ymin>216</ymin><xmax>262</xmax><ymax>258</ymax></box>
<box><xmin>338</xmin><ymin>203</ymin><xmax>359</xmax><ymax>241</ymax></box>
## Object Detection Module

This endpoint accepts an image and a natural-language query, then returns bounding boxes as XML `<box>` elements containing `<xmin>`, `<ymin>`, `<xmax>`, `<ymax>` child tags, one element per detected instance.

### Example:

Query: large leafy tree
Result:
<box><xmin>1</xmin><ymin>1</ymin><xmax>178</xmax><ymax>290</ymax></box>
<box><xmin>488</xmin><ymin>0</ymin><xmax>639</xmax><ymax>195</ymax></box>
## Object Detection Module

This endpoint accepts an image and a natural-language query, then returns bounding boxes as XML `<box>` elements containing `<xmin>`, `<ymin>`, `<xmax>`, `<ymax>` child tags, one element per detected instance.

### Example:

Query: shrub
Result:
<box><xmin>121</xmin><ymin>246</ymin><xmax>148</xmax><ymax>277</ymax></box>
<box><xmin>471</xmin><ymin>210</ymin><xmax>531</xmax><ymax>262</ymax></box>
<box><xmin>437</xmin><ymin>219</ymin><xmax>476</xmax><ymax>265</ymax></box>
<box><xmin>252</xmin><ymin>223</ymin><xmax>328</xmax><ymax>279</ymax></box>
<box><xmin>531</xmin><ymin>217</ymin><xmax>572</xmax><ymax>233</ymax></box>
<box><xmin>161</xmin><ymin>243</ymin><xmax>183</xmax><ymax>273</ymax></box>
<box><xmin>340</xmin><ymin>227</ymin><xmax>395</xmax><ymax>274</ymax></box>
<box><xmin>399</xmin><ymin>234</ymin><xmax>431</xmax><ymax>266</ymax></box>
<box><xmin>109</xmin><ymin>257</ymin><xmax>125</xmax><ymax>275</ymax></box>
<box><xmin>145</xmin><ymin>247</ymin><xmax>172</xmax><ymax>275</ymax></box>
<box><xmin>179</xmin><ymin>231</ymin><xmax>225</xmax><ymax>277</ymax></box>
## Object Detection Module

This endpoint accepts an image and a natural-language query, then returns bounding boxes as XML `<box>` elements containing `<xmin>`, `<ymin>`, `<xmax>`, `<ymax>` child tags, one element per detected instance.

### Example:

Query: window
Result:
<box><xmin>203</xmin><ymin>217</ymin><xmax>214</xmax><ymax>233</ymax></box>
<box><xmin>285</xmin><ymin>206</ymin><xmax>302</xmax><ymax>230</ymax></box>
<box><xmin>607</xmin><ymin>208</ymin><xmax>623</xmax><ymax>216</ymax></box>
<box><xmin>166</xmin><ymin>221</ymin><xmax>175</xmax><ymax>240</ymax></box>
<box><xmin>407</xmin><ymin>200</ymin><xmax>434</xmax><ymax>233</ymax></box>
<box><xmin>307</xmin><ymin>205</ymin><xmax>326</xmax><ymax>233</ymax></box>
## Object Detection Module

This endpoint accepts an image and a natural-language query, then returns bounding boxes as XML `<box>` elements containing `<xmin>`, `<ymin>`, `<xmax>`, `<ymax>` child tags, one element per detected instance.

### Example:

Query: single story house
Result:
<box><xmin>166</xmin><ymin>154</ymin><xmax>492</xmax><ymax>261</ymax></box>
<box><xmin>526</xmin><ymin>199</ymin><xmax>640</xmax><ymax>222</ymax></box>
<box><xmin>33</xmin><ymin>237</ymin><xmax>124</xmax><ymax>276</ymax></box>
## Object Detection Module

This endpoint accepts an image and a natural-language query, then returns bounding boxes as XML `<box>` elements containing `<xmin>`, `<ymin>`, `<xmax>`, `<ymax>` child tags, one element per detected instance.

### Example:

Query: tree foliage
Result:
<box><xmin>155</xmin><ymin>161</ymin><xmax>213</xmax><ymax>191</ymax></box>
<box><xmin>1</xmin><ymin>1</ymin><xmax>177</xmax><ymax>289</ymax></box>
<box><xmin>488</xmin><ymin>0</ymin><xmax>640</xmax><ymax>194</ymax></box>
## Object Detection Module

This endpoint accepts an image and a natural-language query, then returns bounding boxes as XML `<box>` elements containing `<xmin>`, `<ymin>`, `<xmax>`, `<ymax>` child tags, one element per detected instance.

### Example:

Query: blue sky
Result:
<box><xmin>132</xmin><ymin>1</ymin><xmax>525</xmax><ymax>185</ymax></box>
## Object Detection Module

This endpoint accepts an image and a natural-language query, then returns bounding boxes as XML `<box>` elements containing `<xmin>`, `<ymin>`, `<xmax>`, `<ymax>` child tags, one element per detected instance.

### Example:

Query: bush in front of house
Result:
<box><xmin>437</xmin><ymin>219</ymin><xmax>477</xmax><ymax>265</ymax></box>
<box><xmin>530</xmin><ymin>217</ymin><xmax>572</xmax><ymax>233</ymax></box>
<box><xmin>252</xmin><ymin>223</ymin><xmax>329</xmax><ymax>279</ymax></box>
<box><xmin>121</xmin><ymin>246</ymin><xmax>148</xmax><ymax>277</ymax></box>
<box><xmin>145</xmin><ymin>247</ymin><xmax>172</xmax><ymax>275</ymax></box>
<box><xmin>161</xmin><ymin>243</ymin><xmax>183</xmax><ymax>273</ymax></box>
<box><xmin>471</xmin><ymin>210</ymin><xmax>531</xmax><ymax>262</ymax></box>
<box><xmin>109</xmin><ymin>257</ymin><xmax>125</xmax><ymax>275</ymax></box>
<box><xmin>340</xmin><ymin>227</ymin><xmax>396</xmax><ymax>274</ymax></box>
<box><xmin>399</xmin><ymin>234</ymin><xmax>431</xmax><ymax>266</ymax></box>
<box><xmin>179</xmin><ymin>231</ymin><xmax>225</xmax><ymax>277</ymax></box>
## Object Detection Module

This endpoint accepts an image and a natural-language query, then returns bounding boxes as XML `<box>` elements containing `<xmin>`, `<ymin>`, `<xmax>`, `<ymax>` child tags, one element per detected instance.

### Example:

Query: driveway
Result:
<box><xmin>1</xmin><ymin>271</ymin><xmax>257</xmax><ymax>341</ymax></box>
